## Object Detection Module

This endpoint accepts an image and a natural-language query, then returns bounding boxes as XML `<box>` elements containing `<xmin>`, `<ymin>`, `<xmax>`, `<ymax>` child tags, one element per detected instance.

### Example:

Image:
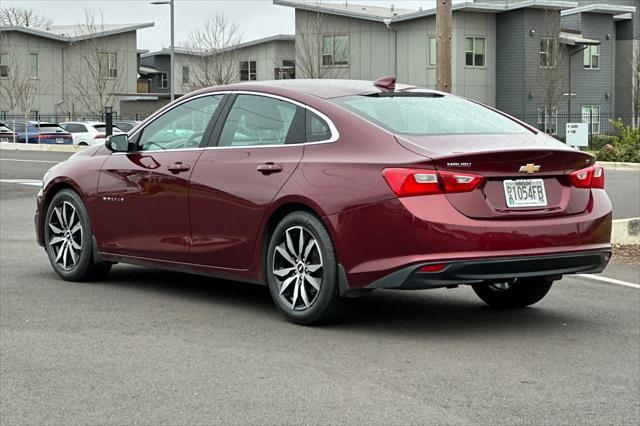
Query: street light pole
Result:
<box><xmin>151</xmin><ymin>0</ymin><xmax>175</xmax><ymax>101</ymax></box>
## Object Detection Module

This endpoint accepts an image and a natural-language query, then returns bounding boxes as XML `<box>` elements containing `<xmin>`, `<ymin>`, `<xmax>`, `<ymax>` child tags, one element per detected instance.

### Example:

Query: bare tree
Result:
<box><xmin>294</xmin><ymin>8</ymin><xmax>338</xmax><ymax>79</ymax></box>
<box><xmin>0</xmin><ymin>7</ymin><xmax>51</xmax><ymax>27</ymax></box>
<box><xmin>65</xmin><ymin>11</ymin><xmax>124</xmax><ymax>115</ymax></box>
<box><xmin>0</xmin><ymin>31</ymin><xmax>38</xmax><ymax>119</ymax></box>
<box><xmin>536</xmin><ymin>8</ymin><xmax>569</xmax><ymax>133</ymax></box>
<box><xmin>183</xmin><ymin>13</ymin><xmax>243</xmax><ymax>90</ymax></box>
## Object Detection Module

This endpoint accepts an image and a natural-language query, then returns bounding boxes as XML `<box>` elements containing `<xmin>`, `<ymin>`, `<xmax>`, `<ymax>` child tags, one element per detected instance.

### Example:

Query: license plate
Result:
<box><xmin>56</xmin><ymin>138</ymin><xmax>64</xmax><ymax>144</ymax></box>
<box><xmin>503</xmin><ymin>179</ymin><xmax>547</xmax><ymax>208</ymax></box>
<box><xmin>0</xmin><ymin>138</ymin><xmax>8</xmax><ymax>143</ymax></box>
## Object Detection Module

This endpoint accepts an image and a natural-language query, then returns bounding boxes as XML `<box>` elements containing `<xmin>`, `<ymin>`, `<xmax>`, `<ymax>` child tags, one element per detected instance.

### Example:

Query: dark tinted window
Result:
<box><xmin>65</xmin><ymin>123</ymin><xmax>87</xmax><ymax>133</ymax></box>
<box><xmin>306</xmin><ymin>110</ymin><xmax>332</xmax><ymax>142</ymax></box>
<box><xmin>114</xmin><ymin>122</ymin><xmax>134</xmax><ymax>131</ymax></box>
<box><xmin>11</xmin><ymin>123</ymin><xmax>26</xmax><ymax>133</ymax></box>
<box><xmin>218</xmin><ymin>95</ymin><xmax>305</xmax><ymax>147</ymax></box>
<box><xmin>36</xmin><ymin>124</ymin><xmax>65</xmax><ymax>133</ymax></box>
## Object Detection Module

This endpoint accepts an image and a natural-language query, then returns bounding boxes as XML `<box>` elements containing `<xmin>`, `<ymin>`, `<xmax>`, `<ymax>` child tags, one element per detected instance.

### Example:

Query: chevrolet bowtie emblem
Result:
<box><xmin>519</xmin><ymin>164</ymin><xmax>541</xmax><ymax>174</ymax></box>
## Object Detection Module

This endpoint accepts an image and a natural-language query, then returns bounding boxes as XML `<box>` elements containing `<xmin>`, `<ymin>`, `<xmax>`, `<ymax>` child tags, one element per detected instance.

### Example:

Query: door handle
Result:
<box><xmin>167</xmin><ymin>162</ymin><xmax>191</xmax><ymax>173</ymax></box>
<box><xmin>256</xmin><ymin>163</ymin><xmax>283</xmax><ymax>175</ymax></box>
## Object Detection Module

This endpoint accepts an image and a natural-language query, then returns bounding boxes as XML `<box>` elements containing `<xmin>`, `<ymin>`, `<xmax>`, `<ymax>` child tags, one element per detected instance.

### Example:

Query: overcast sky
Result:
<box><xmin>2</xmin><ymin>0</ymin><xmax>441</xmax><ymax>51</ymax></box>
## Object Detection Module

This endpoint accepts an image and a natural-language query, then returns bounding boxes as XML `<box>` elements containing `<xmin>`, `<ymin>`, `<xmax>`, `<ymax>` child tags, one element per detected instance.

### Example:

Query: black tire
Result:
<box><xmin>266</xmin><ymin>211</ymin><xmax>350</xmax><ymax>325</ymax></box>
<box><xmin>44</xmin><ymin>189</ymin><xmax>112</xmax><ymax>281</ymax></box>
<box><xmin>472</xmin><ymin>277</ymin><xmax>554</xmax><ymax>308</ymax></box>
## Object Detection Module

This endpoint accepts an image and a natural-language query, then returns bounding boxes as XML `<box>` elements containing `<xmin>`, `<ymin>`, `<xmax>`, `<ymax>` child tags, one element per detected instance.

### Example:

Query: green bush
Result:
<box><xmin>595</xmin><ymin>120</ymin><xmax>640</xmax><ymax>163</ymax></box>
<box><xmin>589</xmin><ymin>135</ymin><xmax>618</xmax><ymax>151</ymax></box>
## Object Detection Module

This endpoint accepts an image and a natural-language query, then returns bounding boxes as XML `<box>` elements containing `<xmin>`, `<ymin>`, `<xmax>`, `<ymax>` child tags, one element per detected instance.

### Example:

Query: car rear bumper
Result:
<box><xmin>326</xmin><ymin>189</ymin><xmax>612</xmax><ymax>289</ymax></box>
<box><xmin>365</xmin><ymin>250</ymin><xmax>611</xmax><ymax>289</ymax></box>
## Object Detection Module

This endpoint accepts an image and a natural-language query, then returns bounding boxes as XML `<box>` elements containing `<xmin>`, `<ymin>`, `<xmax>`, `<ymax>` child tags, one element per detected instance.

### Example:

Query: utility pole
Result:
<box><xmin>436</xmin><ymin>0</ymin><xmax>452</xmax><ymax>93</ymax></box>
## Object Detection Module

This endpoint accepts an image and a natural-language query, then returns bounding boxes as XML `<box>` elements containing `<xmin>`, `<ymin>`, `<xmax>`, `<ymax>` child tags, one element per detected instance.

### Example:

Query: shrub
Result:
<box><xmin>595</xmin><ymin>120</ymin><xmax>640</xmax><ymax>163</ymax></box>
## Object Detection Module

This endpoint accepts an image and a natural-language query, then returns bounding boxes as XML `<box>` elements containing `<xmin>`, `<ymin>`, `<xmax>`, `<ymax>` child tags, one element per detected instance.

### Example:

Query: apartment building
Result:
<box><xmin>0</xmin><ymin>23</ymin><xmax>153</xmax><ymax>117</ymax></box>
<box><xmin>274</xmin><ymin>0</ymin><xmax>637</xmax><ymax>134</ymax></box>
<box><xmin>139</xmin><ymin>34</ymin><xmax>295</xmax><ymax>94</ymax></box>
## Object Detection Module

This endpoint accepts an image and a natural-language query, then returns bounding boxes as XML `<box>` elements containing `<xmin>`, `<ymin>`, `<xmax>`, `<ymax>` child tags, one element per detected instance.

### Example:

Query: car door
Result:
<box><xmin>94</xmin><ymin>94</ymin><xmax>225</xmax><ymax>262</ymax></box>
<box><xmin>188</xmin><ymin>93</ymin><xmax>306</xmax><ymax>269</ymax></box>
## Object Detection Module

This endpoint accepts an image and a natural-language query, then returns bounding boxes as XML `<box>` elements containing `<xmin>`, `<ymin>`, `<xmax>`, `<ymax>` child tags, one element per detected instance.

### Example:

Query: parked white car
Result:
<box><xmin>59</xmin><ymin>121</ymin><xmax>123</xmax><ymax>146</ymax></box>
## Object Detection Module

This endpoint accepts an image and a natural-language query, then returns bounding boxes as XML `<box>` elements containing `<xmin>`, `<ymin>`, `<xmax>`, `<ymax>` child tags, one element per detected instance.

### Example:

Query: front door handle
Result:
<box><xmin>167</xmin><ymin>162</ymin><xmax>191</xmax><ymax>173</ymax></box>
<box><xmin>257</xmin><ymin>163</ymin><xmax>283</xmax><ymax>175</ymax></box>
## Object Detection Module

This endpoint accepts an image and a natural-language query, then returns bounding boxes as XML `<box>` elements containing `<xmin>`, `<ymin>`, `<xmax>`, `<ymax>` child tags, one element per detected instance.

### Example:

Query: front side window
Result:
<box><xmin>0</xmin><ymin>53</ymin><xmax>8</xmax><ymax>77</ymax></box>
<box><xmin>428</xmin><ymin>37</ymin><xmax>437</xmax><ymax>67</ymax></box>
<box><xmin>539</xmin><ymin>38</ymin><xmax>557</xmax><ymax>68</ymax></box>
<box><xmin>333</xmin><ymin>94</ymin><xmax>529</xmax><ymax>135</ymax></box>
<box><xmin>157</xmin><ymin>73</ymin><xmax>168</xmax><ymax>89</ymax></box>
<box><xmin>182</xmin><ymin>66</ymin><xmax>189</xmax><ymax>84</ymax></box>
<box><xmin>581</xmin><ymin>105</ymin><xmax>600</xmax><ymax>134</ymax></box>
<box><xmin>583</xmin><ymin>45</ymin><xmax>600</xmax><ymax>69</ymax></box>
<box><xmin>29</xmin><ymin>53</ymin><xmax>38</xmax><ymax>78</ymax></box>
<box><xmin>322</xmin><ymin>34</ymin><xmax>349</xmax><ymax>66</ymax></box>
<box><xmin>218</xmin><ymin>95</ymin><xmax>304</xmax><ymax>147</ymax></box>
<box><xmin>138</xmin><ymin>95</ymin><xmax>223</xmax><ymax>151</ymax></box>
<box><xmin>537</xmin><ymin>105</ymin><xmax>557</xmax><ymax>135</ymax></box>
<box><xmin>239</xmin><ymin>61</ymin><xmax>257</xmax><ymax>81</ymax></box>
<box><xmin>99</xmin><ymin>52</ymin><xmax>117</xmax><ymax>78</ymax></box>
<box><xmin>465</xmin><ymin>37</ymin><xmax>485</xmax><ymax>67</ymax></box>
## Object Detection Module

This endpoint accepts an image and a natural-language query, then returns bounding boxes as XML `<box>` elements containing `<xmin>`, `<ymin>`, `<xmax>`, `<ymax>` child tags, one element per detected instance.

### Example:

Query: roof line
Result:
<box><xmin>0</xmin><ymin>22</ymin><xmax>154</xmax><ymax>42</ymax></box>
<box><xmin>561</xmin><ymin>3</ymin><xmax>636</xmax><ymax>16</ymax></box>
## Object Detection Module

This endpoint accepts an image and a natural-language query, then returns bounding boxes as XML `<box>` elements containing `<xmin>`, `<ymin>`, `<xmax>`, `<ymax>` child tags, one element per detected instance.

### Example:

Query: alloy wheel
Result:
<box><xmin>48</xmin><ymin>201</ymin><xmax>83</xmax><ymax>271</ymax></box>
<box><xmin>272</xmin><ymin>226</ymin><xmax>323</xmax><ymax>311</ymax></box>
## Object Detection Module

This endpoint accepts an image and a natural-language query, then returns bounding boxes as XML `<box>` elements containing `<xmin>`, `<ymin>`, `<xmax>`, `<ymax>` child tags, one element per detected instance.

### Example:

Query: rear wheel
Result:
<box><xmin>266</xmin><ymin>211</ymin><xmax>350</xmax><ymax>325</ymax></box>
<box><xmin>44</xmin><ymin>189</ymin><xmax>112</xmax><ymax>281</ymax></box>
<box><xmin>472</xmin><ymin>277</ymin><xmax>554</xmax><ymax>308</ymax></box>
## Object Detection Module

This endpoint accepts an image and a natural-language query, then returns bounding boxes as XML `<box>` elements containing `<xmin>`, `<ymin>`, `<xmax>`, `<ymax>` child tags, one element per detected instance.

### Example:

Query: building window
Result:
<box><xmin>428</xmin><ymin>37</ymin><xmax>437</xmax><ymax>67</ymax></box>
<box><xmin>322</xmin><ymin>34</ymin><xmax>349</xmax><ymax>66</ymax></box>
<box><xmin>539</xmin><ymin>38</ymin><xmax>557</xmax><ymax>68</ymax></box>
<box><xmin>581</xmin><ymin>105</ymin><xmax>600</xmax><ymax>134</ymax></box>
<box><xmin>29</xmin><ymin>53</ymin><xmax>38</xmax><ymax>78</ymax></box>
<box><xmin>99</xmin><ymin>52</ymin><xmax>117</xmax><ymax>78</ymax></box>
<box><xmin>583</xmin><ymin>45</ymin><xmax>599</xmax><ymax>69</ymax></box>
<box><xmin>182</xmin><ymin>66</ymin><xmax>189</xmax><ymax>84</ymax></box>
<box><xmin>239</xmin><ymin>61</ymin><xmax>257</xmax><ymax>81</ymax></box>
<box><xmin>465</xmin><ymin>37</ymin><xmax>485</xmax><ymax>67</ymax></box>
<box><xmin>157</xmin><ymin>72</ymin><xmax>168</xmax><ymax>89</ymax></box>
<box><xmin>0</xmin><ymin>53</ymin><xmax>8</xmax><ymax>78</ymax></box>
<box><xmin>537</xmin><ymin>105</ymin><xmax>557</xmax><ymax>135</ymax></box>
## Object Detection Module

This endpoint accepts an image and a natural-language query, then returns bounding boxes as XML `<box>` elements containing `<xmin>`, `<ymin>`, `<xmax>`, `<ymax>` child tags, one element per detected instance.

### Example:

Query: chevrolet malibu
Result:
<box><xmin>36</xmin><ymin>78</ymin><xmax>612</xmax><ymax>325</ymax></box>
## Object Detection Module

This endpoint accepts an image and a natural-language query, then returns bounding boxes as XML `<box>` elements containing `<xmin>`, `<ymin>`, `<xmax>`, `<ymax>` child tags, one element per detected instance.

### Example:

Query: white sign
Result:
<box><xmin>566</xmin><ymin>122</ymin><xmax>588</xmax><ymax>147</ymax></box>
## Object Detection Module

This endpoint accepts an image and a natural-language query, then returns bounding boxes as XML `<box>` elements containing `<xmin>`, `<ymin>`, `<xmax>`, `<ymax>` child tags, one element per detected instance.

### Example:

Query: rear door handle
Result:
<box><xmin>167</xmin><ymin>162</ymin><xmax>191</xmax><ymax>173</ymax></box>
<box><xmin>257</xmin><ymin>163</ymin><xmax>283</xmax><ymax>175</ymax></box>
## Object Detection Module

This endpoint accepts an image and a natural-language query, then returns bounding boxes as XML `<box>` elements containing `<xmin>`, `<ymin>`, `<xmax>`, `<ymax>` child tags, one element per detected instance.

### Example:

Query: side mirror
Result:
<box><xmin>106</xmin><ymin>133</ymin><xmax>130</xmax><ymax>152</ymax></box>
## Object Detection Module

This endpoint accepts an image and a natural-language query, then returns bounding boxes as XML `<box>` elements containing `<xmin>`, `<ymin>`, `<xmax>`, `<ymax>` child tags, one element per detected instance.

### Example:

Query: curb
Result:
<box><xmin>612</xmin><ymin>218</ymin><xmax>640</xmax><ymax>245</ymax></box>
<box><xmin>599</xmin><ymin>162</ymin><xmax>640</xmax><ymax>171</ymax></box>
<box><xmin>0</xmin><ymin>142</ymin><xmax>89</xmax><ymax>153</ymax></box>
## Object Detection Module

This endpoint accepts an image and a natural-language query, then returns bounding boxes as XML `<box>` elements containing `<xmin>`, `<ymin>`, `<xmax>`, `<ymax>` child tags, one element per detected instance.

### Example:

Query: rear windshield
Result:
<box><xmin>332</xmin><ymin>94</ymin><xmax>530</xmax><ymax>135</ymax></box>
<box><xmin>37</xmin><ymin>124</ymin><xmax>66</xmax><ymax>132</ymax></box>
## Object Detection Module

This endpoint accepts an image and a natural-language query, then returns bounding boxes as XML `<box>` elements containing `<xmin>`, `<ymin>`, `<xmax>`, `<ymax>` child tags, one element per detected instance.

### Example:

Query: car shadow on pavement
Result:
<box><xmin>81</xmin><ymin>265</ymin><xmax>593</xmax><ymax>335</ymax></box>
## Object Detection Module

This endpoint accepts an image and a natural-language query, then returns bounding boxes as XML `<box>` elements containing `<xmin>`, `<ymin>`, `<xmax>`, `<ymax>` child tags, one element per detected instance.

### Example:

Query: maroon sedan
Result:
<box><xmin>35</xmin><ymin>79</ymin><xmax>612</xmax><ymax>324</ymax></box>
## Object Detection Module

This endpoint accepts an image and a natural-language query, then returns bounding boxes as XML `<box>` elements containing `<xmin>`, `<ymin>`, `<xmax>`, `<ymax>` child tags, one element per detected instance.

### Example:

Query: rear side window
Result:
<box><xmin>66</xmin><ymin>123</ymin><xmax>87</xmax><ymax>133</ymax></box>
<box><xmin>218</xmin><ymin>95</ymin><xmax>305</xmax><ymax>147</ymax></box>
<box><xmin>332</xmin><ymin>94</ymin><xmax>529</xmax><ymax>135</ymax></box>
<box><xmin>306</xmin><ymin>111</ymin><xmax>332</xmax><ymax>142</ymax></box>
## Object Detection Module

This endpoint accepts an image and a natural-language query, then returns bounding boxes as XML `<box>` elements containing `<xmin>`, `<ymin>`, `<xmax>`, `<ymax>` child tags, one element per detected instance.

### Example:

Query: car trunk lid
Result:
<box><xmin>395</xmin><ymin>133</ymin><xmax>595</xmax><ymax>219</ymax></box>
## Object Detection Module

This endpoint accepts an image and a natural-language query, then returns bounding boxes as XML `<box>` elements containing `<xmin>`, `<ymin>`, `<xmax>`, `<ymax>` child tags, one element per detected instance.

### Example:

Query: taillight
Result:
<box><xmin>568</xmin><ymin>164</ymin><xmax>605</xmax><ymax>189</ymax></box>
<box><xmin>382</xmin><ymin>168</ymin><xmax>484</xmax><ymax>197</ymax></box>
<box><xmin>94</xmin><ymin>134</ymin><xmax>106</xmax><ymax>139</ymax></box>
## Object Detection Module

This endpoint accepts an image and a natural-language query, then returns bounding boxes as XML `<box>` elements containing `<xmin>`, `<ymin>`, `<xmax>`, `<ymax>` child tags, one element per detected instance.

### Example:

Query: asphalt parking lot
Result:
<box><xmin>1</xmin><ymin>151</ymin><xmax>639</xmax><ymax>425</ymax></box>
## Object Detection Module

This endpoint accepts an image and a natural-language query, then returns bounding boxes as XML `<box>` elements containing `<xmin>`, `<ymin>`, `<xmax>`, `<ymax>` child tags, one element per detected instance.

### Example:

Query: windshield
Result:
<box><xmin>332</xmin><ymin>94</ymin><xmax>530</xmax><ymax>135</ymax></box>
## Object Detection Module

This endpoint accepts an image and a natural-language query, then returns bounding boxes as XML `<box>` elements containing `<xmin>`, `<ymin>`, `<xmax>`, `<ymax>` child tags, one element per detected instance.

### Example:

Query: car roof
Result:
<box><xmin>194</xmin><ymin>79</ymin><xmax>430</xmax><ymax>100</ymax></box>
<box><xmin>61</xmin><ymin>121</ymin><xmax>105</xmax><ymax>125</ymax></box>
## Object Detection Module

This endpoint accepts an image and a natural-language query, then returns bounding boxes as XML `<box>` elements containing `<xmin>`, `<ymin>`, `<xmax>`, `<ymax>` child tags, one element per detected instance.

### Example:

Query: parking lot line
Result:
<box><xmin>0</xmin><ymin>158</ymin><xmax>60</xmax><ymax>164</ymax></box>
<box><xmin>0</xmin><ymin>179</ymin><xmax>43</xmax><ymax>187</ymax></box>
<box><xmin>578</xmin><ymin>274</ymin><xmax>640</xmax><ymax>289</ymax></box>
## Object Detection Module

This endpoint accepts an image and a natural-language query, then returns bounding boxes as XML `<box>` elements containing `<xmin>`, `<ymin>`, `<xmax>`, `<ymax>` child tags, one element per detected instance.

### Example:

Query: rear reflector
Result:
<box><xmin>382</xmin><ymin>168</ymin><xmax>484</xmax><ymax>197</ymax></box>
<box><xmin>418</xmin><ymin>264</ymin><xmax>447</xmax><ymax>273</ymax></box>
<box><xmin>568</xmin><ymin>163</ymin><xmax>605</xmax><ymax>189</ymax></box>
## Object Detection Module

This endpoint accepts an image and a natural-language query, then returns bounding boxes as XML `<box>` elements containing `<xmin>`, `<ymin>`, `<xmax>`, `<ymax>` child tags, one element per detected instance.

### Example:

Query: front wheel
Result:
<box><xmin>44</xmin><ymin>189</ymin><xmax>111</xmax><ymax>281</ymax></box>
<box><xmin>266</xmin><ymin>211</ymin><xmax>350</xmax><ymax>325</ymax></box>
<box><xmin>472</xmin><ymin>277</ymin><xmax>554</xmax><ymax>308</ymax></box>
